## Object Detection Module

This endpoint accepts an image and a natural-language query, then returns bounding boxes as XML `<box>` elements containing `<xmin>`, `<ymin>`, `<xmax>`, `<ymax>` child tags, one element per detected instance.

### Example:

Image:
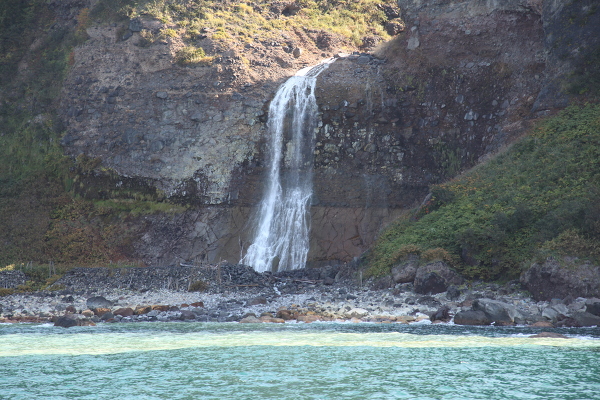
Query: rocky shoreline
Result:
<box><xmin>1</xmin><ymin>264</ymin><xmax>599</xmax><ymax>328</ymax></box>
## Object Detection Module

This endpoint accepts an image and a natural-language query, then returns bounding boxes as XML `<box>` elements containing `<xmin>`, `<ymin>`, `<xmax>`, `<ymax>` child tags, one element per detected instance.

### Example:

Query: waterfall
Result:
<box><xmin>243</xmin><ymin>60</ymin><xmax>333</xmax><ymax>272</ymax></box>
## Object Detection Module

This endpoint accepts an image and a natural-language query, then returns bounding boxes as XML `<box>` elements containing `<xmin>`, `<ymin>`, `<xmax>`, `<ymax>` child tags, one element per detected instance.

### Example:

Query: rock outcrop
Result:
<box><xmin>52</xmin><ymin>0</ymin><xmax>600</xmax><ymax>268</ymax></box>
<box><xmin>520</xmin><ymin>257</ymin><xmax>600</xmax><ymax>301</ymax></box>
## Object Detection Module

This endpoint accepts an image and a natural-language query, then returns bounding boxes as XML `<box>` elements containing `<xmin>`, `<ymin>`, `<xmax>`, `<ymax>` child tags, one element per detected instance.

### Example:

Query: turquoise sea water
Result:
<box><xmin>1</xmin><ymin>322</ymin><xmax>599</xmax><ymax>400</ymax></box>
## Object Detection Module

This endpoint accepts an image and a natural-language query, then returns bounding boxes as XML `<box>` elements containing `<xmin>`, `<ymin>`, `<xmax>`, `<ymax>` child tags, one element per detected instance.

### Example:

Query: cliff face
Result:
<box><xmin>55</xmin><ymin>0</ymin><xmax>599</xmax><ymax>268</ymax></box>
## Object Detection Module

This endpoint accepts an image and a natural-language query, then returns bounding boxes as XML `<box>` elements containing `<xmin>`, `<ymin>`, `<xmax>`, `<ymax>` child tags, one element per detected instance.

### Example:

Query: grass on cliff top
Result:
<box><xmin>94</xmin><ymin>0</ymin><xmax>394</xmax><ymax>47</ymax></box>
<box><xmin>367</xmin><ymin>104</ymin><xmax>600</xmax><ymax>281</ymax></box>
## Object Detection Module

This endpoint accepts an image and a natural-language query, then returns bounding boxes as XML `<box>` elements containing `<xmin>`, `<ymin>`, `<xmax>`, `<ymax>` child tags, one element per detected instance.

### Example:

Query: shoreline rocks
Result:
<box><xmin>1</xmin><ymin>265</ymin><xmax>599</xmax><ymax>328</ymax></box>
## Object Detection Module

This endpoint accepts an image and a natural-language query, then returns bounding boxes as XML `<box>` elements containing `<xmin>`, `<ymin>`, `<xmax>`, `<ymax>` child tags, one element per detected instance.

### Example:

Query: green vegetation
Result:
<box><xmin>0</xmin><ymin>0</ymin><xmax>189</xmax><ymax>268</ymax></box>
<box><xmin>175</xmin><ymin>45</ymin><xmax>212</xmax><ymax>65</ymax></box>
<box><xmin>100</xmin><ymin>0</ymin><xmax>395</xmax><ymax>47</ymax></box>
<box><xmin>567</xmin><ymin>45</ymin><xmax>600</xmax><ymax>97</ymax></box>
<box><xmin>368</xmin><ymin>104</ymin><xmax>600</xmax><ymax>280</ymax></box>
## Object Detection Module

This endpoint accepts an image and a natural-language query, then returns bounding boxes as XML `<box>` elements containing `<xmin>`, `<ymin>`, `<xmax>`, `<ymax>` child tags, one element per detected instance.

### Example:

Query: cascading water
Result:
<box><xmin>243</xmin><ymin>60</ymin><xmax>334</xmax><ymax>272</ymax></box>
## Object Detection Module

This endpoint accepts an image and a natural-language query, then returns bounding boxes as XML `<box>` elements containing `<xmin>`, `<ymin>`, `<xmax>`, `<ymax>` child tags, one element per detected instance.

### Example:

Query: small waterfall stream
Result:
<box><xmin>243</xmin><ymin>60</ymin><xmax>334</xmax><ymax>272</ymax></box>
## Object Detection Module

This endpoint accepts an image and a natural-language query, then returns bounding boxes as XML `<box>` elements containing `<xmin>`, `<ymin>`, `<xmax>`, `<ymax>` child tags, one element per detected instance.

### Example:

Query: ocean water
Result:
<box><xmin>1</xmin><ymin>322</ymin><xmax>599</xmax><ymax>400</ymax></box>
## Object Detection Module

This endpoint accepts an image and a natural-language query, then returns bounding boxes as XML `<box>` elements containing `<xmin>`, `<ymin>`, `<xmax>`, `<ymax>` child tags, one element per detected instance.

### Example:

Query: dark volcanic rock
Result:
<box><xmin>179</xmin><ymin>310</ymin><xmax>197</xmax><ymax>320</ymax></box>
<box><xmin>371</xmin><ymin>275</ymin><xmax>395</xmax><ymax>290</ymax></box>
<box><xmin>54</xmin><ymin>315</ymin><xmax>79</xmax><ymax>328</ymax></box>
<box><xmin>414</xmin><ymin>272</ymin><xmax>447</xmax><ymax>295</ymax></box>
<box><xmin>100</xmin><ymin>312</ymin><xmax>114</xmax><ymax>321</ymax></box>
<box><xmin>414</xmin><ymin>262</ymin><xmax>464</xmax><ymax>295</ymax></box>
<box><xmin>391</xmin><ymin>259</ymin><xmax>418</xmax><ymax>284</ymax></box>
<box><xmin>446</xmin><ymin>286</ymin><xmax>461</xmax><ymax>301</ymax></box>
<box><xmin>453</xmin><ymin>310</ymin><xmax>491</xmax><ymax>326</ymax></box>
<box><xmin>472</xmin><ymin>299</ymin><xmax>518</xmax><ymax>325</ymax></box>
<box><xmin>430</xmin><ymin>305</ymin><xmax>451</xmax><ymax>322</ymax></box>
<box><xmin>586</xmin><ymin>299</ymin><xmax>600</xmax><ymax>317</ymax></box>
<box><xmin>571</xmin><ymin>312</ymin><xmax>600</xmax><ymax>327</ymax></box>
<box><xmin>521</xmin><ymin>258</ymin><xmax>600</xmax><ymax>301</ymax></box>
<box><xmin>113</xmin><ymin>307</ymin><xmax>134</xmax><ymax>317</ymax></box>
<box><xmin>86</xmin><ymin>296</ymin><xmax>113</xmax><ymax>309</ymax></box>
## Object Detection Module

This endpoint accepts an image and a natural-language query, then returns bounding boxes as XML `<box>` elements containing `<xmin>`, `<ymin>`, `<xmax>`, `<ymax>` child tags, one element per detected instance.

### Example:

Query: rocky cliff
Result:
<box><xmin>43</xmin><ymin>0</ymin><xmax>600</xmax><ymax>268</ymax></box>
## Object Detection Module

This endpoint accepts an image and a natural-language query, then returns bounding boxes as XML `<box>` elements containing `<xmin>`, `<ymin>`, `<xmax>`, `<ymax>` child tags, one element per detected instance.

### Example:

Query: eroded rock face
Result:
<box><xmin>57</xmin><ymin>0</ymin><xmax>600</xmax><ymax>268</ymax></box>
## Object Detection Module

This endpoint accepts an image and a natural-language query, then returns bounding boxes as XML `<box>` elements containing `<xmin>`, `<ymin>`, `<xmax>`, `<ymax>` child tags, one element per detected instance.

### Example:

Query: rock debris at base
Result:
<box><xmin>1</xmin><ymin>265</ymin><xmax>599</xmax><ymax>328</ymax></box>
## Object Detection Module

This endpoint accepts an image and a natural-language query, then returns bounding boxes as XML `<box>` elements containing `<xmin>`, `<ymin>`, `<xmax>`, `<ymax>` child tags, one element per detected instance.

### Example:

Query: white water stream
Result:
<box><xmin>243</xmin><ymin>60</ymin><xmax>334</xmax><ymax>272</ymax></box>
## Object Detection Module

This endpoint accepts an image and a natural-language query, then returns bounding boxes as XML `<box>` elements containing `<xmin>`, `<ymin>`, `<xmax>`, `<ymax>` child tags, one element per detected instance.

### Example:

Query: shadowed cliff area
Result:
<box><xmin>0</xmin><ymin>0</ymin><xmax>599</xmax><ymax>289</ymax></box>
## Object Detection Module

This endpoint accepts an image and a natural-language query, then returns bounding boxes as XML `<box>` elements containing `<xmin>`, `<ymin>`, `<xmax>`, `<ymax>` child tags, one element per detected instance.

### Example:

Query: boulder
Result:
<box><xmin>276</xmin><ymin>309</ymin><xmax>293</xmax><ymax>320</ymax></box>
<box><xmin>54</xmin><ymin>315</ymin><xmax>95</xmax><ymax>328</ymax></box>
<box><xmin>248</xmin><ymin>296</ymin><xmax>267</xmax><ymax>306</ymax></box>
<box><xmin>446</xmin><ymin>285</ymin><xmax>461</xmax><ymax>300</ymax></box>
<box><xmin>93</xmin><ymin>307</ymin><xmax>111</xmax><ymax>317</ymax></box>
<box><xmin>86</xmin><ymin>296</ymin><xmax>113</xmax><ymax>309</ymax></box>
<box><xmin>151</xmin><ymin>305</ymin><xmax>170</xmax><ymax>312</ymax></box>
<box><xmin>54</xmin><ymin>315</ymin><xmax>79</xmax><ymax>328</ymax></box>
<box><xmin>417</xmin><ymin>295</ymin><xmax>441</xmax><ymax>308</ymax></box>
<box><xmin>190</xmin><ymin>302</ymin><xmax>204</xmax><ymax>308</ymax></box>
<box><xmin>391</xmin><ymin>260</ymin><xmax>418</xmax><ymax>283</ymax></box>
<box><xmin>472</xmin><ymin>299</ymin><xmax>520</xmax><ymax>325</ymax></box>
<box><xmin>179</xmin><ymin>310</ymin><xmax>196</xmax><ymax>320</ymax></box>
<box><xmin>385</xmin><ymin>18</ymin><xmax>406</xmax><ymax>35</ymax></box>
<box><xmin>113</xmin><ymin>307</ymin><xmax>134</xmax><ymax>317</ymax></box>
<box><xmin>100</xmin><ymin>312</ymin><xmax>114</xmax><ymax>321</ymax></box>
<box><xmin>541</xmin><ymin>307</ymin><xmax>559</xmax><ymax>321</ymax></box>
<box><xmin>585</xmin><ymin>299</ymin><xmax>600</xmax><ymax>317</ymax></box>
<box><xmin>571</xmin><ymin>311</ymin><xmax>600</xmax><ymax>327</ymax></box>
<box><xmin>453</xmin><ymin>310</ymin><xmax>491</xmax><ymax>325</ymax></box>
<box><xmin>520</xmin><ymin>258</ymin><xmax>600</xmax><ymax>301</ymax></box>
<box><xmin>371</xmin><ymin>275</ymin><xmax>395</xmax><ymax>290</ymax></box>
<box><xmin>430</xmin><ymin>305</ymin><xmax>451</xmax><ymax>322</ymax></box>
<box><xmin>128</xmin><ymin>18</ymin><xmax>143</xmax><ymax>32</ymax></box>
<box><xmin>134</xmin><ymin>306</ymin><xmax>151</xmax><ymax>315</ymax></box>
<box><xmin>414</xmin><ymin>262</ymin><xmax>464</xmax><ymax>295</ymax></box>
<box><xmin>414</xmin><ymin>272</ymin><xmax>447</xmax><ymax>295</ymax></box>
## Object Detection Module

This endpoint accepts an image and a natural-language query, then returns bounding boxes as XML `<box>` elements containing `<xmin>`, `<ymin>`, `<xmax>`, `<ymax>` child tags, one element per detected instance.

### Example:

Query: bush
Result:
<box><xmin>421</xmin><ymin>248</ymin><xmax>455</xmax><ymax>265</ymax></box>
<box><xmin>0</xmin><ymin>288</ymin><xmax>15</xmax><ymax>297</ymax></box>
<box><xmin>175</xmin><ymin>46</ymin><xmax>207</xmax><ymax>65</ymax></box>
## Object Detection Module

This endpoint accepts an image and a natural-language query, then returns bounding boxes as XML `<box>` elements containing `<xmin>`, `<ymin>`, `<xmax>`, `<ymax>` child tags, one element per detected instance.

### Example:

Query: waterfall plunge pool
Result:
<box><xmin>2</xmin><ymin>322</ymin><xmax>599</xmax><ymax>399</ymax></box>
